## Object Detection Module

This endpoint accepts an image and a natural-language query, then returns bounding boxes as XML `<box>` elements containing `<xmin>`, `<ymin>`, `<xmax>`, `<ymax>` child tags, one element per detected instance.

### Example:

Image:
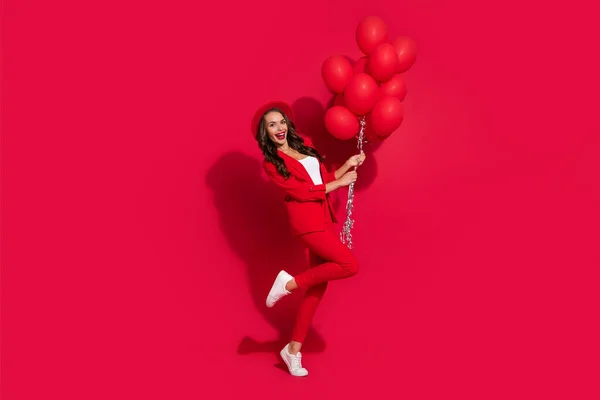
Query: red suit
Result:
<box><xmin>262</xmin><ymin>138</ymin><xmax>359</xmax><ymax>344</ymax></box>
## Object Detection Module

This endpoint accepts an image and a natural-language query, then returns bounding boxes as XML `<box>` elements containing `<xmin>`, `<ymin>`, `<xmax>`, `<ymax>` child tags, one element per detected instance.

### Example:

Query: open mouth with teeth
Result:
<box><xmin>275</xmin><ymin>131</ymin><xmax>286</xmax><ymax>140</ymax></box>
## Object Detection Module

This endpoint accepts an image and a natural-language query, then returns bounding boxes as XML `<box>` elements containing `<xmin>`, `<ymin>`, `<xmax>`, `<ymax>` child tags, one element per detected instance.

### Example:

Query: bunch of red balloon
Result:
<box><xmin>321</xmin><ymin>16</ymin><xmax>417</xmax><ymax>248</ymax></box>
<box><xmin>322</xmin><ymin>16</ymin><xmax>417</xmax><ymax>144</ymax></box>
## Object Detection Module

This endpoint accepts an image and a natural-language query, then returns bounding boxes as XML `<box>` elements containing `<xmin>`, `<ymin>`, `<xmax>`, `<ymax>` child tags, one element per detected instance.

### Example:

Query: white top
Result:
<box><xmin>297</xmin><ymin>156</ymin><xmax>323</xmax><ymax>185</ymax></box>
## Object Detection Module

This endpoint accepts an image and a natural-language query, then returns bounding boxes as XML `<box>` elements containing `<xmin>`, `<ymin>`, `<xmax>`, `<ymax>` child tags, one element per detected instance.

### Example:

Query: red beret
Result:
<box><xmin>250</xmin><ymin>101</ymin><xmax>294</xmax><ymax>139</ymax></box>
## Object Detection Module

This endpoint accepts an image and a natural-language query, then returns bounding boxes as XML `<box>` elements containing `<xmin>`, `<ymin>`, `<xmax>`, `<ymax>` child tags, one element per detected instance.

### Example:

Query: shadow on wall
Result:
<box><xmin>205</xmin><ymin>152</ymin><xmax>327</xmax><ymax>357</ymax></box>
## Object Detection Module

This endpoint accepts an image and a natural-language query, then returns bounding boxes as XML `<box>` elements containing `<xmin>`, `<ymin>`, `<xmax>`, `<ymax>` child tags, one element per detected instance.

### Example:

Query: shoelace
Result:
<box><xmin>291</xmin><ymin>353</ymin><xmax>303</xmax><ymax>370</ymax></box>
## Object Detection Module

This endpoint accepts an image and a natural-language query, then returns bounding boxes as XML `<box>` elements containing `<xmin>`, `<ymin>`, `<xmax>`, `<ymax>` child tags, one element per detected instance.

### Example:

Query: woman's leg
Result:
<box><xmin>272</xmin><ymin>218</ymin><xmax>359</xmax><ymax>376</ymax></box>
<box><xmin>287</xmin><ymin>226</ymin><xmax>359</xmax><ymax>352</ymax></box>
<box><xmin>288</xmin><ymin>251</ymin><xmax>328</xmax><ymax>354</ymax></box>
<box><xmin>277</xmin><ymin>226</ymin><xmax>359</xmax><ymax>376</ymax></box>
<box><xmin>265</xmin><ymin>226</ymin><xmax>359</xmax><ymax>308</ymax></box>
<box><xmin>293</xmin><ymin>228</ymin><xmax>359</xmax><ymax>289</ymax></box>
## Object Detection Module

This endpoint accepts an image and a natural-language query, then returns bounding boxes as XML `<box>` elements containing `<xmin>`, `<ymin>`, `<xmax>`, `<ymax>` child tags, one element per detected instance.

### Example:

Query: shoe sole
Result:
<box><xmin>265</xmin><ymin>285</ymin><xmax>278</xmax><ymax>308</ymax></box>
<box><xmin>265</xmin><ymin>272</ymin><xmax>286</xmax><ymax>308</ymax></box>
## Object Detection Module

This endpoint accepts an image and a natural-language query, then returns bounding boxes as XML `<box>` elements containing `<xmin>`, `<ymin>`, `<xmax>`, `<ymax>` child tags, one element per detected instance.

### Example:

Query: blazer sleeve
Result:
<box><xmin>322</xmin><ymin>168</ymin><xmax>337</xmax><ymax>185</ymax></box>
<box><xmin>263</xmin><ymin>160</ymin><xmax>327</xmax><ymax>202</ymax></box>
<box><xmin>302</xmin><ymin>137</ymin><xmax>337</xmax><ymax>184</ymax></box>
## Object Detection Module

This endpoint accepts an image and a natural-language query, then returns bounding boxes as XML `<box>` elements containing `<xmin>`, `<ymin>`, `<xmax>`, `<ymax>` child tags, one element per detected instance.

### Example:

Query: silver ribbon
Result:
<box><xmin>340</xmin><ymin>117</ymin><xmax>366</xmax><ymax>249</ymax></box>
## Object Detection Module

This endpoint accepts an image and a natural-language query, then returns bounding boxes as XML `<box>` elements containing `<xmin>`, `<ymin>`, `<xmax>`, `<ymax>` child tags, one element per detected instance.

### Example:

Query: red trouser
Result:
<box><xmin>291</xmin><ymin>217</ymin><xmax>359</xmax><ymax>344</ymax></box>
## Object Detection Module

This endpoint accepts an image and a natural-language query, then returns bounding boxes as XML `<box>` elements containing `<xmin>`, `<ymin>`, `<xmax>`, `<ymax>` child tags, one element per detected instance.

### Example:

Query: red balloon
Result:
<box><xmin>333</xmin><ymin>93</ymin><xmax>346</xmax><ymax>107</ymax></box>
<box><xmin>343</xmin><ymin>73</ymin><xmax>379</xmax><ymax>116</ymax></box>
<box><xmin>380</xmin><ymin>74</ymin><xmax>407</xmax><ymax>101</ymax></box>
<box><xmin>391</xmin><ymin>36</ymin><xmax>417</xmax><ymax>73</ymax></box>
<box><xmin>356</xmin><ymin>16</ymin><xmax>388</xmax><ymax>55</ymax></box>
<box><xmin>353</xmin><ymin>57</ymin><xmax>369</xmax><ymax>75</ymax></box>
<box><xmin>368</xmin><ymin>43</ymin><xmax>399</xmax><ymax>82</ymax></box>
<box><xmin>368</xmin><ymin>96</ymin><xmax>404</xmax><ymax>137</ymax></box>
<box><xmin>324</xmin><ymin>106</ymin><xmax>359</xmax><ymax>140</ymax></box>
<box><xmin>321</xmin><ymin>55</ymin><xmax>353</xmax><ymax>93</ymax></box>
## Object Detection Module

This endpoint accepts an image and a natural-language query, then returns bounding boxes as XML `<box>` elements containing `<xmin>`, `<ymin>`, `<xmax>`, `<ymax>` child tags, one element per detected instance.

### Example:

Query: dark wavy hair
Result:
<box><xmin>255</xmin><ymin>108</ymin><xmax>322</xmax><ymax>179</ymax></box>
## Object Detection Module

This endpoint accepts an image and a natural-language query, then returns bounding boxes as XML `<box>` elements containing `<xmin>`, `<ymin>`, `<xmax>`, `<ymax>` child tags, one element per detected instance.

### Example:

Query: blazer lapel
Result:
<box><xmin>279</xmin><ymin>150</ymin><xmax>312</xmax><ymax>182</ymax></box>
<box><xmin>318</xmin><ymin>161</ymin><xmax>328</xmax><ymax>178</ymax></box>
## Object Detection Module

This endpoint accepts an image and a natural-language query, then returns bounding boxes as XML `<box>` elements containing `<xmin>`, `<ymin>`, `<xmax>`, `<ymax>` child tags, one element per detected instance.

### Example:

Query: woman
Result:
<box><xmin>252</xmin><ymin>101</ymin><xmax>365</xmax><ymax>377</ymax></box>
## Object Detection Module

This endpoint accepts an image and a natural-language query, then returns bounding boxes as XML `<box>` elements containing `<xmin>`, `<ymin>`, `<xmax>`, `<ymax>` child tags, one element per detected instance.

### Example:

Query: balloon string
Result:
<box><xmin>340</xmin><ymin>117</ymin><xmax>366</xmax><ymax>249</ymax></box>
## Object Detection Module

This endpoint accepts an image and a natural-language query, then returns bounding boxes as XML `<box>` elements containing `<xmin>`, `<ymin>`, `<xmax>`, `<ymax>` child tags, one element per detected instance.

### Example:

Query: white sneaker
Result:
<box><xmin>266</xmin><ymin>270</ymin><xmax>292</xmax><ymax>308</ymax></box>
<box><xmin>280</xmin><ymin>344</ymin><xmax>308</xmax><ymax>377</ymax></box>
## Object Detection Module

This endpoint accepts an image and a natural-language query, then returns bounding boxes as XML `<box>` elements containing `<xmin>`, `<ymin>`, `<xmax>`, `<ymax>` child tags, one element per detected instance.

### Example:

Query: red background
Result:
<box><xmin>3</xmin><ymin>0</ymin><xmax>599</xmax><ymax>398</ymax></box>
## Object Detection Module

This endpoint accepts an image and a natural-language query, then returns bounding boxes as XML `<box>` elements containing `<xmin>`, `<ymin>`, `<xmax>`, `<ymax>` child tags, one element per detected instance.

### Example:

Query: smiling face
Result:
<box><xmin>263</xmin><ymin>111</ymin><xmax>288</xmax><ymax>147</ymax></box>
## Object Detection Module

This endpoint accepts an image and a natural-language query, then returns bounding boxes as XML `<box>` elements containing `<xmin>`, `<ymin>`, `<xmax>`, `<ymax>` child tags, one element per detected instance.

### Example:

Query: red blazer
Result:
<box><xmin>262</xmin><ymin>138</ymin><xmax>338</xmax><ymax>236</ymax></box>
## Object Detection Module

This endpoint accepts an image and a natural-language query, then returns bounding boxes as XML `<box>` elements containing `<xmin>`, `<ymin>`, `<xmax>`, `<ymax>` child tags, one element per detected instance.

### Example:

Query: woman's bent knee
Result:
<box><xmin>342</xmin><ymin>258</ymin><xmax>359</xmax><ymax>277</ymax></box>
